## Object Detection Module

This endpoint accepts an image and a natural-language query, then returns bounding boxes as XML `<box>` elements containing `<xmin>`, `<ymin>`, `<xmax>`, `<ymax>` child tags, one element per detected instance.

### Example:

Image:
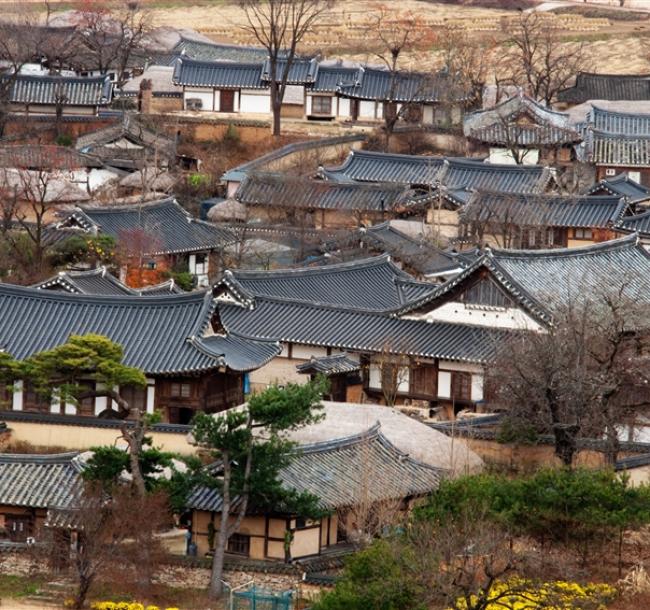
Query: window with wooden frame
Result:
<box><xmin>121</xmin><ymin>384</ymin><xmax>147</xmax><ymax>411</ymax></box>
<box><xmin>574</xmin><ymin>228</ymin><xmax>593</xmax><ymax>240</ymax></box>
<box><xmin>170</xmin><ymin>382</ymin><xmax>192</xmax><ymax>399</ymax></box>
<box><xmin>451</xmin><ymin>371</ymin><xmax>472</xmax><ymax>402</ymax></box>
<box><xmin>311</xmin><ymin>95</ymin><xmax>332</xmax><ymax>115</ymax></box>
<box><xmin>227</xmin><ymin>533</ymin><xmax>250</xmax><ymax>556</ymax></box>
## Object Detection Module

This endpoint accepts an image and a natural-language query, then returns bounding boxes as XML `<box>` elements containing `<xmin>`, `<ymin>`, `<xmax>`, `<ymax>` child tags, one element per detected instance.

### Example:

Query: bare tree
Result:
<box><xmin>486</xmin><ymin>282</ymin><xmax>650</xmax><ymax>466</ymax></box>
<box><xmin>45</xmin><ymin>485</ymin><xmax>169</xmax><ymax>610</ymax></box>
<box><xmin>239</xmin><ymin>0</ymin><xmax>330</xmax><ymax>137</ymax></box>
<box><xmin>369</xmin><ymin>5</ymin><xmax>436</xmax><ymax>150</ymax></box>
<box><xmin>504</xmin><ymin>12</ymin><xmax>589</xmax><ymax>105</ymax></box>
<box><xmin>71</xmin><ymin>0</ymin><xmax>151</xmax><ymax>89</ymax></box>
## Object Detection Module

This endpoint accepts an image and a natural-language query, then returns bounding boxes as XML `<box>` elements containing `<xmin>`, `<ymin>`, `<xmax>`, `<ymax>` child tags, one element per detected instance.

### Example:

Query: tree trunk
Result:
<box><xmin>553</xmin><ymin>423</ymin><xmax>579</xmax><ymax>467</ymax></box>
<box><xmin>209</xmin><ymin>452</ymin><xmax>230</xmax><ymax>599</ymax></box>
<box><xmin>272</xmin><ymin>99</ymin><xmax>282</xmax><ymax>137</ymax></box>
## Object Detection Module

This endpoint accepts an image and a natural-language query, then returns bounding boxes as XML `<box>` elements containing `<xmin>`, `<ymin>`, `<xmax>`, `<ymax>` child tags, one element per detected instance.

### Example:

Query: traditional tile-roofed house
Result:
<box><xmin>463</xmin><ymin>92</ymin><xmax>581</xmax><ymax>166</ymax></box>
<box><xmin>306</xmin><ymin>63</ymin><xmax>358</xmax><ymax>120</ymax></box>
<box><xmin>460</xmin><ymin>192</ymin><xmax>628</xmax><ymax>249</ymax></box>
<box><xmin>557</xmin><ymin>72</ymin><xmax>650</xmax><ymax>107</ymax></box>
<box><xmin>234</xmin><ymin>172</ymin><xmax>427</xmax><ymax>229</ymax></box>
<box><xmin>396</xmin><ymin>235</ymin><xmax>650</xmax><ymax>330</ymax></box>
<box><xmin>32</xmin><ymin>267</ymin><xmax>184</xmax><ymax>296</ymax></box>
<box><xmin>614</xmin><ymin>210</ymin><xmax>650</xmax><ymax>243</ymax></box>
<box><xmin>579</xmin><ymin>106</ymin><xmax>650</xmax><ymax>186</ymax></box>
<box><xmin>57</xmin><ymin>198</ymin><xmax>235</xmax><ymax>288</ymax></box>
<box><xmin>358</xmin><ymin>222</ymin><xmax>467</xmax><ymax>280</ymax></box>
<box><xmin>585</xmin><ymin>172</ymin><xmax>650</xmax><ymax>205</ymax></box>
<box><xmin>0</xmin><ymin>284</ymin><xmax>280</xmax><ymax>423</ymax></box>
<box><xmin>0</xmin><ymin>452</ymin><xmax>82</xmax><ymax>542</ymax></box>
<box><xmin>120</xmin><ymin>66</ymin><xmax>183</xmax><ymax>114</ymax></box>
<box><xmin>188</xmin><ymin>424</ymin><xmax>445</xmax><ymax>559</ymax></box>
<box><xmin>75</xmin><ymin>116</ymin><xmax>177</xmax><ymax>170</ymax></box>
<box><xmin>336</xmin><ymin>66</ymin><xmax>474</xmax><ymax>125</ymax></box>
<box><xmin>172</xmin><ymin>57</ymin><xmax>268</xmax><ymax>113</ymax></box>
<box><xmin>171</xmin><ymin>37</ymin><xmax>268</xmax><ymax>64</ymax></box>
<box><xmin>4</xmin><ymin>73</ymin><xmax>112</xmax><ymax>116</ymax></box>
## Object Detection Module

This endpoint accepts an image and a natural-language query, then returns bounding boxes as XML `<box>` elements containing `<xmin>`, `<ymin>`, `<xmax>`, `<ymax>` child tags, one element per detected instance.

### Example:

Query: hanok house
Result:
<box><xmin>0</xmin><ymin>452</ymin><xmax>81</xmax><ymax>543</ymax></box>
<box><xmin>32</xmin><ymin>267</ymin><xmax>184</xmax><ymax>296</ymax></box>
<box><xmin>54</xmin><ymin>198</ymin><xmax>235</xmax><ymax>288</ymax></box>
<box><xmin>172</xmin><ymin>56</ymin><xmax>318</xmax><ymax>116</ymax></box>
<box><xmin>320</xmin><ymin>151</ymin><xmax>554</xmax><ymax>242</ymax></box>
<box><xmin>75</xmin><ymin>115</ymin><xmax>177</xmax><ymax>171</ymax></box>
<box><xmin>3</xmin><ymin>73</ymin><xmax>112</xmax><ymax>116</ymax></box>
<box><xmin>305</xmin><ymin>62</ymin><xmax>358</xmax><ymax>121</ymax></box>
<box><xmin>233</xmin><ymin>172</ymin><xmax>429</xmax><ymax>230</ymax></box>
<box><xmin>578</xmin><ymin>105</ymin><xmax>650</xmax><ymax>186</ymax></box>
<box><xmin>335</xmin><ymin>66</ymin><xmax>474</xmax><ymax>126</ymax></box>
<box><xmin>463</xmin><ymin>92</ymin><xmax>582</xmax><ymax>166</ymax></box>
<box><xmin>556</xmin><ymin>72</ymin><xmax>650</xmax><ymax>108</ymax></box>
<box><xmin>0</xmin><ymin>284</ymin><xmax>280</xmax><ymax>423</ymax></box>
<box><xmin>459</xmin><ymin>191</ymin><xmax>628</xmax><ymax>250</ymax></box>
<box><xmin>187</xmin><ymin>424</ymin><xmax>444</xmax><ymax>560</ymax></box>
<box><xmin>585</xmin><ymin>172</ymin><xmax>650</xmax><ymax>206</ymax></box>
<box><xmin>213</xmin><ymin>256</ymin><xmax>507</xmax><ymax>416</ymax></box>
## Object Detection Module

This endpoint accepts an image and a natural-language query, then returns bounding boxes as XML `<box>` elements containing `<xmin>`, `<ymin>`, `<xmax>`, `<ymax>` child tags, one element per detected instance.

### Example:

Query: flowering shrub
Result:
<box><xmin>452</xmin><ymin>579</ymin><xmax>617</xmax><ymax>610</ymax></box>
<box><xmin>90</xmin><ymin>603</ymin><xmax>180</xmax><ymax>610</ymax></box>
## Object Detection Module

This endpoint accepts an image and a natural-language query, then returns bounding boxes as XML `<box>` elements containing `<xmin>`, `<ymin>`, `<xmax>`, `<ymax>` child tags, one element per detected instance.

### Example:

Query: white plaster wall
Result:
<box><xmin>359</xmin><ymin>100</ymin><xmax>376</xmax><ymax>119</ymax></box>
<box><xmin>214</xmin><ymin>89</ymin><xmax>221</xmax><ymax>112</ymax></box>
<box><xmin>406</xmin><ymin>301</ymin><xmax>543</xmax><ymax>331</ymax></box>
<box><xmin>240</xmin><ymin>90</ymin><xmax>271</xmax><ymax>114</ymax></box>
<box><xmin>249</xmin><ymin>358</ymin><xmax>308</xmax><ymax>388</ymax></box>
<box><xmin>423</xmin><ymin>105</ymin><xmax>434</xmax><ymax>124</ymax></box>
<box><xmin>471</xmin><ymin>375</ymin><xmax>484</xmax><ymax>402</ymax></box>
<box><xmin>488</xmin><ymin>147</ymin><xmax>540</xmax><ymax>166</ymax></box>
<box><xmin>283</xmin><ymin>85</ymin><xmax>304</xmax><ymax>105</ymax></box>
<box><xmin>438</xmin><ymin>371</ymin><xmax>451</xmax><ymax>398</ymax></box>
<box><xmin>338</xmin><ymin>97</ymin><xmax>350</xmax><ymax>118</ymax></box>
<box><xmin>368</xmin><ymin>364</ymin><xmax>409</xmax><ymax>393</ymax></box>
<box><xmin>292</xmin><ymin>344</ymin><xmax>329</xmax><ymax>359</ymax></box>
<box><xmin>184</xmin><ymin>89</ymin><xmax>214</xmax><ymax>111</ymax></box>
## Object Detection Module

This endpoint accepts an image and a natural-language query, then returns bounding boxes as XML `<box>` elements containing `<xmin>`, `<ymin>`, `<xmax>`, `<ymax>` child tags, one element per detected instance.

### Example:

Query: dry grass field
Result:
<box><xmin>3</xmin><ymin>0</ymin><xmax>650</xmax><ymax>77</ymax></box>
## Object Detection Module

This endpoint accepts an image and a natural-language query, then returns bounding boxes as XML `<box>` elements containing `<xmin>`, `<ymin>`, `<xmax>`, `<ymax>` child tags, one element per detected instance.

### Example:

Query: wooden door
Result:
<box><xmin>220</xmin><ymin>90</ymin><xmax>235</xmax><ymax>112</ymax></box>
<box><xmin>6</xmin><ymin>515</ymin><xmax>31</xmax><ymax>542</ymax></box>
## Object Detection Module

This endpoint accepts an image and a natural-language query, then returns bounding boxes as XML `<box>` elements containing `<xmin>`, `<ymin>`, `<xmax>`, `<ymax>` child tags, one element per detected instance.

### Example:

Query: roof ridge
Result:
<box><xmin>80</xmin><ymin>196</ymin><xmax>178</xmax><ymax>214</ymax></box>
<box><xmin>296</xmin><ymin>423</ymin><xmax>382</xmax><ymax>454</ymax></box>
<box><xmin>0</xmin><ymin>451</ymin><xmax>79</xmax><ymax>464</ymax></box>
<box><xmin>176</xmin><ymin>56</ymin><xmax>265</xmax><ymax>69</ymax></box>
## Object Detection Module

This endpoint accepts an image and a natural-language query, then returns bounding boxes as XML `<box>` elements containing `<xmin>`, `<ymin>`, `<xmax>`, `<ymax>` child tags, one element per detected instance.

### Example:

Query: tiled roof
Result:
<box><xmin>322</xmin><ymin>151</ymin><xmax>551</xmax><ymax>195</ymax></box>
<box><xmin>33</xmin><ymin>268</ymin><xmax>135</xmax><ymax>296</ymax></box>
<box><xmin>464</xmin><ymin>93</ymin><xmax>581</xmax><ymax>146</ymax></box>
<box><xmin>0</xmin><ymin>452</ymin><xmax>82</xmax><ymax>509</ymax></box>
<box><xmin>188</xmin><ymin>425</ymin><xmax>443</xmax><ymax>512</ymax></box>
<box><xmin>135</xmin><ymin>279</ymin><xmax>184</xmax><ymax>295</ymax></box>
<box><xmin>296</xmin><ymin>353</ymin><xmax>360</xmax><ymax>376</ymax></box>
<box><xmin>0</xmin><ymin>284</ymin><xmax>264</xmax><ymax>374</ymax></box>
<box><xmin>461</xmin><ymin>192</ymin><xmax>627</xmax><ymax>230</ymax></box>
<box><xmin>359</xmin><ymin>222</ymin><xmax>466</xmax><ymax>277</ymax></box>
<box><xmin>66</xmin><ymin>198</ymin><xmax>235</xmax><ymax>255</ymax></box>
<box><xmin>440</xmin><ymin>158</ymin><xmax>551</xmax><ymax>194</ymax></box>
<box><xmin>75</xmin><ymin>115</ymin><xmax>176</xmax><ymax>167</ymax></box>
<box><xmin>557</xmin><ymin>72</ymin><xmax>650</xmax><ymax>104</ymax></box>
<box><xmin>172</xmin><ymin>57</ymin><xmax>265</xmax><ymax>89</ymax></box>
<box><xmin>219</xmin><ymin>294</ymin><xmax>506</xmax><ymax>363</ymax></box>
<box><xmin>398</xmin><ymin>235</ymin><xmax>650</xmax><ymax>324</ymax></box>
<box><xmin>172</xmin><ymin>38</ymin><xmax>268</xmax><ymax>63</ymax></box>
<box><xmin>585</xmin><ymin>173</ymin><xmax>650</xmax><ymax>204</ymax></box>
<box><xmin>311</xmin><ymin>65</ymin><xmax>359</xmax><ymax>93</ymax></box>
<box><xmin>191</xmin><ymin>334</ymin><xmax>281</xmax><ymax>373</ymax></box>
<box><xmin>468</xmin><ymin>123</ymin><xmax>581</xmax><ymax>146</ymax></box>
<box><xmin>321</xmin><ymin>150</ymin><xmax>446</xmax><ymax>186</ymax></box>
<box><xmin>586</xmin><ymin>130</ymin><xmax>650</xmax><ymax>167</ymax></box>
<box><xmin>217</xmin><ymin>254</ymin><xmax>434</xmax><ymax>310</ymax></box>
<box><xmin>616</xmin><ymin>209</ymin><xmax>650</xmax><ymax>235</ymax></box>
<box><xmin>6</xmin><ymin>74</ymin><xmax>112</xmax><ymax>106</ymax></box>
<box><xmin>337</xmin><ymin>67</ymin><xmax>470</xmax><ymax>103</ymax></box>
<box><xmin>589</xmin><ymin>105</ymin><xmax>650</xmax><ymax>135</ymax></box>
<box><xmin>0</xmin><ymin>145</ymin><xmax>102</xmax><ymax>170</ymax></box>
<box><xmin>235</xmin><ymin>172</ymin><xmax>417</xmax><ymax>212</ymax></box>
<box><xmin>261</xmin><ymin>57</ymin><xmax>318</xmax><ymax>84</ymax></box>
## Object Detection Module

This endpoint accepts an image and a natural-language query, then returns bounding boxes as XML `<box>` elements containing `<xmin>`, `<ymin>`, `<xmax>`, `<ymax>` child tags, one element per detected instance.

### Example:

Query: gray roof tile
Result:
<box><xmin>261</xmin><ymin>57</ymin><xmax>318</xmax><ymax>84</ymax></box>
<box><xmin>172</xmin><ymin>57</ymin><xmax>265</xmax><ymax>89</ymax></box>
<box><xmin>6</xmin><ymin>74</ymin><xmax>112</xmax><ymax>106</ymax></box>
<box><xmin>33</xmin><ymin>268</ymin><xmax>135</xmax><ymax>296</ymax></box>
<box><xmin>172</xmin><ymin>38</ymin><xmax>268</xmax><ymax>63</ymax></box>
<box><xmin>188</xmin><ymin>425</ymin><xmax>442</xmax><ymax>512</ymax></box>
<box><xmin>296</xmin><ymin>353</ymin><xmax>360</xmax><ymax>375</ymax></box>
<box><xmin>0</xmin><ymin>453</ymin><xmax>82</xmax><ymax>509</ymax></box>
<box><xmin>558</xmin><ymin>72</ymin><xmax>650</xmax><ymax>104</ymax></box>
<box><xmin>67</xmin><ymin>198</ymin><xmax>235</xmax><ymax>255</ymax></box>
<box><xmin>217</xmin><ymin>254</ymin><xmax>434</xmax><ymax>310</ymax></box>
<box><xmin>585</xmin><ymin>173</ymin><xmax>650</xmax><ymax>204</ymax></box>
<box><xmin>461</xmin><ymin>192</ymin><xmax>627</xmax><ymax>230</ymax></box>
